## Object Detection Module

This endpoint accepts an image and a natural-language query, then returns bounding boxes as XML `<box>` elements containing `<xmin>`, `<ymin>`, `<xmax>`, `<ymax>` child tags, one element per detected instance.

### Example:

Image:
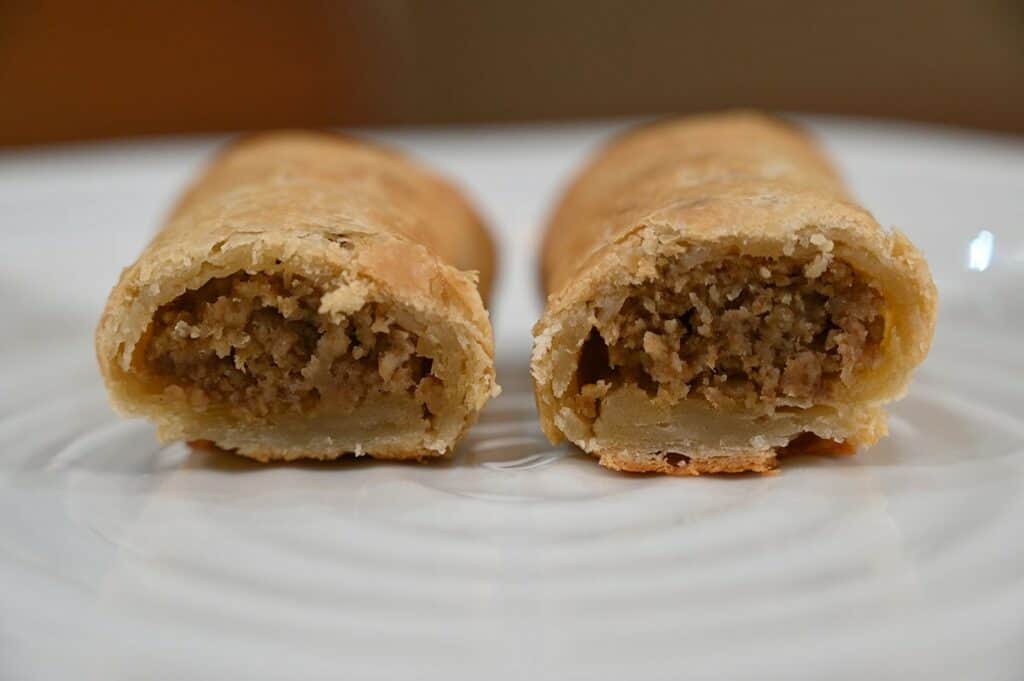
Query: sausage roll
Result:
<box><xmin>532</xmin><ymin>112</ymin><xmax>936</xmax><ymax>475</ymax></box>
<box><xmin>97</xmin><ymin>131</ymin><xmax>498</xmax><ymax>462</ymax></box>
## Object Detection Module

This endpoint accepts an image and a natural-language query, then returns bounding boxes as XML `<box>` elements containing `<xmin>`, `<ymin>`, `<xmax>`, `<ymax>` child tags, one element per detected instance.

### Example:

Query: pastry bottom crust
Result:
<box><xmin>597</xmin><ymin>449</ymin><xmax>779</xmax><ymax>476</ymax></box>
<box><xmin>593</xmin><ymin>433</ymin><xmax>857</xmax><ymax>476</ymax></box>
<box><xmin>188</xmin><ymin>439</ymin><xmax>441</xmax><ymax>463</ymax></box>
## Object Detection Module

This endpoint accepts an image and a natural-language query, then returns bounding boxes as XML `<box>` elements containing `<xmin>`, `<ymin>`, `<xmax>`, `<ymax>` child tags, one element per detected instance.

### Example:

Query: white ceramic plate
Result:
<box><xmin>1</xmin><ymin>117</ymin><xmax>1023</xmax><ymax>681</ymax></box>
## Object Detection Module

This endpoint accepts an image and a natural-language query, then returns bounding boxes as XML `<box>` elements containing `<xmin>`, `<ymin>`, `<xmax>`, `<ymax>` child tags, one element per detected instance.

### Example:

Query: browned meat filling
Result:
<box><xmin>140</xmin><ymin>272</ymin><xmax>443</xmax><ymax>420</ymax></box>
<box><xmin>574</xmin><ymin>253</ymin><xmax>884</xmax><ymax>416</ymax></box>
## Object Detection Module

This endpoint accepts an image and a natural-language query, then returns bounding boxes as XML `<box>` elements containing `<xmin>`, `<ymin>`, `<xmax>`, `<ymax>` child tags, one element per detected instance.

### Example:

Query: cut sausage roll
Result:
<box><xmin>532</xmin><ymin>112</ymin><xmax>936</xmax><ymax>475</ymax></box>
<box><xmin>97</xmin><ymin>131</ymin><xmax>498</xmax><ymax>462</ymax></box>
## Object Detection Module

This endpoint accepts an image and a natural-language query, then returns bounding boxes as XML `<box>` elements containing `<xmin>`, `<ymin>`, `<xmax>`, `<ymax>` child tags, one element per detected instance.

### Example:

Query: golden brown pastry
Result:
<box><xmin>97</xmin><ymin>131</ymin><xmax>498</xmax><ymax>462</ymax></box>
<box><xmin>532</xmin><ymin>112</ymin><xmax>936</xmax><ymax>475</ymax></box>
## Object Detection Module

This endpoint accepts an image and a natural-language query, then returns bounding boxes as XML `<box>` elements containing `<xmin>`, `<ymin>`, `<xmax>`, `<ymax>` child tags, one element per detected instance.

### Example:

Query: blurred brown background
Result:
<box><xmin>1</xmin><ymin>0</ymin><xmax>1023</xmax><ymax>147</ymax></box>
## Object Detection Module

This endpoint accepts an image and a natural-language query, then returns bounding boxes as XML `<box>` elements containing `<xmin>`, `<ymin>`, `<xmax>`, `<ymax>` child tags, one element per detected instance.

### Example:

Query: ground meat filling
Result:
<box><xmin>141</xmin><ymin>272</ymin><xmax>443</xmax><ymax>420</ymax></box>
<box><xmin>574</xmin><ymin>254</ymin><xmax>885</xmax><ymax>416</ymax></box>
